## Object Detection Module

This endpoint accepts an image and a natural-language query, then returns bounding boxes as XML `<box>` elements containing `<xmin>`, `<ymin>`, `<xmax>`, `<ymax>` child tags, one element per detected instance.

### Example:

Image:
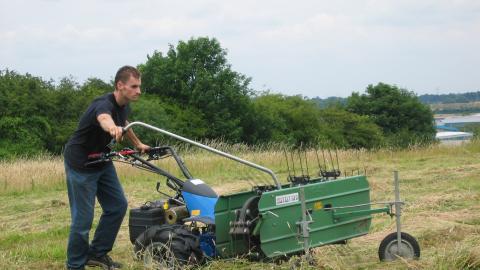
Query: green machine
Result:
<box><xmin>215</xmin><ymin>175</ymin><xmax>378</xmax><ymax>259</ymax></box>
<box><xmin>110</xmin><ymin>122</ymin><xmax>421</xmax><ymax>269</ymax></box>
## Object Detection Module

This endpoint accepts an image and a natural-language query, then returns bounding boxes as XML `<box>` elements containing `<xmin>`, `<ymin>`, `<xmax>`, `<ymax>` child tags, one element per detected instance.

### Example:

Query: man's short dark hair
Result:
<box><xmin>114</xmin><ymin>66</ymin><xmax>140</xmax><ymax>89</ymax></box>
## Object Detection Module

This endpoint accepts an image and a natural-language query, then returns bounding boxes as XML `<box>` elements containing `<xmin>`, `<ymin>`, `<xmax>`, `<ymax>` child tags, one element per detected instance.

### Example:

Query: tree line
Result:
<box><xmin>0</xmin><ymin>37</ymin><xmax>435</xmax><ymax>159</ymax></box>
<box><xmin>419</xmin><ymin>91</ymin><xmax>480</xmax><ymax>104</ymax></box>
<box><xmin>313</xmin><ymin>91</ymin><xmax>480</xmax><ymax>108</ymax></box>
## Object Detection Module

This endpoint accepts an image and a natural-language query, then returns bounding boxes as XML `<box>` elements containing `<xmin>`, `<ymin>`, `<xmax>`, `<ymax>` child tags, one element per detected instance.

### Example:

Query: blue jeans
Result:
<box><xmin>65</xmin><ymin>161</ymin><xmax>128</xmax><ymax>269</ymax></box>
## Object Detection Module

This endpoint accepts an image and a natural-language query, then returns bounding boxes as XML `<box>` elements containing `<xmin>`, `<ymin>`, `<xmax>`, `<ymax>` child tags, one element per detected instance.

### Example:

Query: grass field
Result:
<box><xmin>1</xmin><ymin>142</ymin><xmax>479</xmax><ymax>269</ymax></box>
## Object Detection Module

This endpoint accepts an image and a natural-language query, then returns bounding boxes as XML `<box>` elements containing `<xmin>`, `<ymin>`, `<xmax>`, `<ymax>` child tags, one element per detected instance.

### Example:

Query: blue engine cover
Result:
<box><xmin>181</xmin><ymin>179</ymin><xmax>218</xmax><ymax>222</ymax></box>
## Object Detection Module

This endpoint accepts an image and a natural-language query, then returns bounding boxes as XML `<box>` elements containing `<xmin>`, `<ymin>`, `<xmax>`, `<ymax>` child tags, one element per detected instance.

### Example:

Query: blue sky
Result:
<box><xmin>1</xmin><ymin>0</ymin><xmax>479</xmax><ymax>97</ymax></box>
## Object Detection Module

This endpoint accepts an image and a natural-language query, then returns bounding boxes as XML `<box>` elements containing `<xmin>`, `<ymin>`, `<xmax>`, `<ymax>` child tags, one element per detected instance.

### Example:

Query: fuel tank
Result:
<box><xmin>181</xmin><ymin>179</ymin><xmax>218</xmax><ymax>223</ymax></box>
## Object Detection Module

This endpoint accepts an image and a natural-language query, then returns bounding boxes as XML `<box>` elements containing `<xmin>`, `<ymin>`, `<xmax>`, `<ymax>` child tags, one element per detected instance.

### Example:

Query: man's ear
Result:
<box><xmin>116</xmin><ymin>81</ymin><xmax>123</xmax><ymax>90</ymax></box>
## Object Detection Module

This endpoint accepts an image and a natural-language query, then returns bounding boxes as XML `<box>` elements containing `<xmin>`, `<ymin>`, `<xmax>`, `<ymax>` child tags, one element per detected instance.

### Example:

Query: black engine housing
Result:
<box><xmin>128</xmin><ymin>201</ymin><xmax>166</xmax><ymax>244</ymax></box>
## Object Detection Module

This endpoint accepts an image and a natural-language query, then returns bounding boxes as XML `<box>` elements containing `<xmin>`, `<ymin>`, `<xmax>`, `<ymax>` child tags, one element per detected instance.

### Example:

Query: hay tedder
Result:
<box><xmin>87</xmin><ymin>122</ymin><xmax>420</xmax><ymax>268</ymax></box>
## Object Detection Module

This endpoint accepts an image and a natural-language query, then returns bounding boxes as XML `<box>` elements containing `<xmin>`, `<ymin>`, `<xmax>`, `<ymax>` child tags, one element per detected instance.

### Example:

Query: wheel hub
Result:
<box><xmin>384</xmin><ymin>239</ymin><xmax>416</xmax><ymax>261</ymax></box>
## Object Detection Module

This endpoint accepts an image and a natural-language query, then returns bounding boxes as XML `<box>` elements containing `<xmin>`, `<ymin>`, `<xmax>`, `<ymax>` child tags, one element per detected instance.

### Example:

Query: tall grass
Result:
<box><xmin>1</xmin><ymin>140</ymin><xmax>479</xmax><ymax>195</ymax></box>
<box><xmin>0</xmin><ymin>155</ymin><xmax>65</xmax><ymax>194</ymax></box>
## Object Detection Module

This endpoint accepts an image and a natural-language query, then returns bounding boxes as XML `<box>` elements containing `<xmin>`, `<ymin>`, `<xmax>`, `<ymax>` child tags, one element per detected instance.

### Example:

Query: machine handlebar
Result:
<box><xmin>85</xmin><ymin>149</ymin><xmax>138</xmax><ymax>166</ymax></box>
<box><xmin>85</xmin><ymin>146</ymin><xmax>171</xmax><ymax>167</ymax></box>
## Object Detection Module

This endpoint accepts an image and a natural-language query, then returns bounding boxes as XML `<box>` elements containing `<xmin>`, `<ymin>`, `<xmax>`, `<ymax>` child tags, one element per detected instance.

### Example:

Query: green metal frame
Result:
<box><xmin>214</xmin><ymin>175</ymin><xmax>392</xmax><ymax>259</ymax></box>
<box><xmin>256</xmin><ymin>175</ymin><xmax>377</xmax><ymax>258</ymax></box>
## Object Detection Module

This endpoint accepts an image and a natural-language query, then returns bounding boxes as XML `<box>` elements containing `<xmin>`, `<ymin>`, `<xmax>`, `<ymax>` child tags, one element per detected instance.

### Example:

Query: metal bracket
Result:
<box><xmin>296</xmin><ymin>188</ymin><xmax>313</xmax><ymax>256</ymax></box>
<box><xmin>332</xmin><ymin>206</ymin><xmax>390</xmax><ymax>221</ymax></box>
<box><xmin>394</xmin><ymin>171</ymin><xmax>402</xmax><ymax>253</ymax></box>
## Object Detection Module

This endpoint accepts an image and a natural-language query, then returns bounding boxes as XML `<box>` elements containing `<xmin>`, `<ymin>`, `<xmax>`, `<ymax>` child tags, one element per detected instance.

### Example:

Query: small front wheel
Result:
<box><xmin>378</xmin><ymin>232</ymin><xmax>420</xmax><ymax>262</ymax></box>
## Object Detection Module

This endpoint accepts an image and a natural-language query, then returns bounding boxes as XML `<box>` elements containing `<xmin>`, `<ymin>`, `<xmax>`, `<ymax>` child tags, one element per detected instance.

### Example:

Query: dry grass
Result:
<box><xmin>0</xmin><ymin>141</ymin><xmax>479</xmax><ymax>269</ymax></box>
<box><xmin>0</xmin><ymin>155</ymin><xmax>65</xmax><ymax>193</ymax></box>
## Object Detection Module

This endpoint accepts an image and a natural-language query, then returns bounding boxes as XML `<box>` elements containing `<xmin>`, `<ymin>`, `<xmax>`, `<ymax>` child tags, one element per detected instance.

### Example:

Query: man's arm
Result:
<box><xmin>97</xmin><ymin>113</ymin><xmax>123</xmax><ymax>142</ymax></box>
<box><xmin>125</xmin><ymin>120</ymin><xmax>150</xmax><ymax>153</ymax></box>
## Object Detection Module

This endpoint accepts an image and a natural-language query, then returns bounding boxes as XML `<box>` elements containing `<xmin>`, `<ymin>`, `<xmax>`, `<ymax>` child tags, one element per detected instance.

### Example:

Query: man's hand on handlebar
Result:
<box><xmin>108</xmin><ymin>126</ymin><xmax>124</xmax><ymax>142</ymax></box>
<box><xmin>135</xmin><ymin>142</ymin><xmax>151</xmax><ymax>154</ymax></box>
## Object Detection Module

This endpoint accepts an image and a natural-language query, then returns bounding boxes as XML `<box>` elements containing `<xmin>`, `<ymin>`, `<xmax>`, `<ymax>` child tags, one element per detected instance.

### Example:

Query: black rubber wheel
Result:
<box><xmin>378</xmin><ymin>232</ymin><xmax>420</xmax><ymax>262</ymax></box>
<box><xmin>134</xmin><ymin>224</ymin><xmax>204</xmax><ymax>269</ymax></box>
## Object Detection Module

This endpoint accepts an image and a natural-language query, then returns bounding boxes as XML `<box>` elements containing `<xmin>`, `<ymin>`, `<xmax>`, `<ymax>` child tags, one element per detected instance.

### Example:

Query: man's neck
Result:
<box><xmin>113</xmin><ymin>90</ymin><xmax>128</xmax><ymax>106</ymax></box>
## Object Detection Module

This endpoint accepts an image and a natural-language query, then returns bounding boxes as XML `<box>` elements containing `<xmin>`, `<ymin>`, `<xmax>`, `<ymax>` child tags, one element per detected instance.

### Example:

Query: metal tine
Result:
<box><xmin>304</xmin><ymin>148</ymin><xmax>310</xmax><ymax>178</ymax></box>
<box><xmin>335</xmin><ymin>148</ymin><xmax>340</xmax><ymax>175</ymax></box>
<box><xmin>315</xmin><ymin>146</ymin><xmax>322</xmax><ymax>176</ymax></box>
<box><xmin>314</xmin><ymin>148</ymin><xmax>322</xmax><ymax>176</ymax></box>
<box><xmin>321</xmin><ymin>149</ymin><xmax>328</xmax><ymax>172</ymax></box>
<box><xmin>298</xmin><ymin>148</ymin><xmax>305</xmax><ymax>177</ymax></box>
<box><xmin>284</xmin><ymin>147</ymin><xmax>292</xmax><ymax>181</ymax></box>
<box><xmin>290</xmin><ymin>148</ymin><xmax>297</xmax><ymax>177</ymax></box>
<box><xmin>328</xmin><ymin>149</ymin><xmax>335</xmax><ymax>173</ymax></box>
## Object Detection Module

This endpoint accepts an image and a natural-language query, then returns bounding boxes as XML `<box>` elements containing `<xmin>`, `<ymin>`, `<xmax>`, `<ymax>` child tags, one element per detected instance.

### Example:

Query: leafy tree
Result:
<box><xmin>318</xmin><ymin>107</ymin><xmax>384</xmax><ymax>149</ymax></box>
<box><xmin>347</xmin><ymin>83</ymin><xmax>435</xmax><ymax>147</ymax></box>
<box><xmin>0</xmin><ymin>116</ymin><xmax>51</xmax><ymax>158</ymax></box>
<box><xmin>0</xmin><ymin>70</ymin><xmax>55</xmax><ymax>157</ymax></box>
<box><xmin>139</xmin><ymin>37</ymin><xmax>253</xmax><ymax>142</ymax></box>
<box><xmin>129</xmin><ymin>94</ymin><xmax>208</xmax><ymax>145</ymax></box>
<box><xmin>250</xmin><ymin>94</ymin><xmax>322</xmax><ymax>145</ymax></box>
<box><xmin>419</xmin><ymin>91</ymin><xmax>480</xmax><ymax>104</ymax></box>
<box><xmin>251</xmin><ymin>94</ymin><xmax>384</xmax><ymax>148</ymax></box>
<box><xmin>0</xmin><ymin>70</ymin><xmax>115</xmax><ymax>156</ymax></box>
<box><xmin>80</xmin><ymin>77</ymin><xmax>112</xmax><ymax>98</ymax></box>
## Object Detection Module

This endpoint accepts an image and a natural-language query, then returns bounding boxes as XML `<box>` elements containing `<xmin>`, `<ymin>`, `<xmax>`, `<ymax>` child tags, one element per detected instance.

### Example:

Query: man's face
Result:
<box><xmin>117</xmin><ymin>76</ymin><xmax>141</xmax><ymax>102</ymax></box>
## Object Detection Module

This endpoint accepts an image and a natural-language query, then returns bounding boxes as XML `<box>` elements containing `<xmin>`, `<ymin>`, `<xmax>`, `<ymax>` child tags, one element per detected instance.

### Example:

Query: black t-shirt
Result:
<box><xmin>64</xmin><ymin>93</ymin><xmax>130</xmax><ymax>172</ymax></box>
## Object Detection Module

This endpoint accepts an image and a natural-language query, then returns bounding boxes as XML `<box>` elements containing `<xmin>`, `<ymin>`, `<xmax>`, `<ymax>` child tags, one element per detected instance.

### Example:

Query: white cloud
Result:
<box><xmin>1</xmin><ymin>0</ymin><xmax>479</xmax><ymax>96</ymax></box>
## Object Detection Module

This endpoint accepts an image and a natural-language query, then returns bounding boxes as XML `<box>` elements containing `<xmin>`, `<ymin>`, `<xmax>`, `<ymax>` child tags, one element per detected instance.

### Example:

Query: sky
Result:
<box><xmin>1</xmin><ymin>0</ymin><xmax>479</xmax><ymax>98</ymax></box>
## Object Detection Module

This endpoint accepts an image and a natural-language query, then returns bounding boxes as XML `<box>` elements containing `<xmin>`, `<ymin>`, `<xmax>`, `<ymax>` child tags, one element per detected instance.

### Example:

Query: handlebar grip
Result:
<box><xmin>107</xmin><ymin>127</ymin><xmax>126</xmax><ymax>149</ymax></box>
<box><xmin>118</xmin><ymin>149</ymin><xmax>137</xmax><ymax>156</ymax></box>
<box><xmin>84</xmin><ymin>158</ymin><xmax>108</xmax><ymax>167</ymax></box>
<box><xmin>87</xmin><ymin>153</ymin><xmax>102</xmax><ymax>160</ymax></box>
<box><xmin>147</xmin><ymin>146</ymin><xmax>169</xmax><ymax>157</ymax></box>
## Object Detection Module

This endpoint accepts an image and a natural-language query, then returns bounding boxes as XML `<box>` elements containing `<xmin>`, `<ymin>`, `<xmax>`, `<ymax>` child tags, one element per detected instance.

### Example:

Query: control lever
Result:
<box><xmin>107</xmin><ymin>127</ymin><xmax>126</xmax><ymax>149</ymax></box>
<box><xmin>156</xmin><ymin>181</ymin><xmax>184</xmax><ymax>205</ymax></box>
<box><xmin>155</xmin><ymin>181</ymin><xmax>172</xmax><ymax>198</ymax></box>
<box><xmin>147</xmin><ymin>146</ymin><xmax>170</xmax><ymax>160</ymax></box>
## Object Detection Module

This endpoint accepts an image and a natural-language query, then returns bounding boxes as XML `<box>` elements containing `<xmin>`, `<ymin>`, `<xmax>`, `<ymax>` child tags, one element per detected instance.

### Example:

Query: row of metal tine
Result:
<box><xmin>283</xmin><ymin>147</ymin><xmax>365</xmax><ymax>182</ymax></box>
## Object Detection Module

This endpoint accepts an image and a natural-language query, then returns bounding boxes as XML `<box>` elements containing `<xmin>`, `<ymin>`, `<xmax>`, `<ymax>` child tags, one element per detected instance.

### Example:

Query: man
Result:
<box><xmin>63</xmin><ymin>66</ymin><xmax>149</xmax><ymax>270</ymax></box>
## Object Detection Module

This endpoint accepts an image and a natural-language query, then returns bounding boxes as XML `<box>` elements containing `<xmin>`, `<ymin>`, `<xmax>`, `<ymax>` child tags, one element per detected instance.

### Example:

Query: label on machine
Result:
<box><xmin>190</xmin><ymin>179</ymin><xmax>205</xmax><ymax>185</ymax></box>
<box><xmin>275</xmin><ymin>192</ymin><xmax>299</xmax><ymax>205</ymax></box>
